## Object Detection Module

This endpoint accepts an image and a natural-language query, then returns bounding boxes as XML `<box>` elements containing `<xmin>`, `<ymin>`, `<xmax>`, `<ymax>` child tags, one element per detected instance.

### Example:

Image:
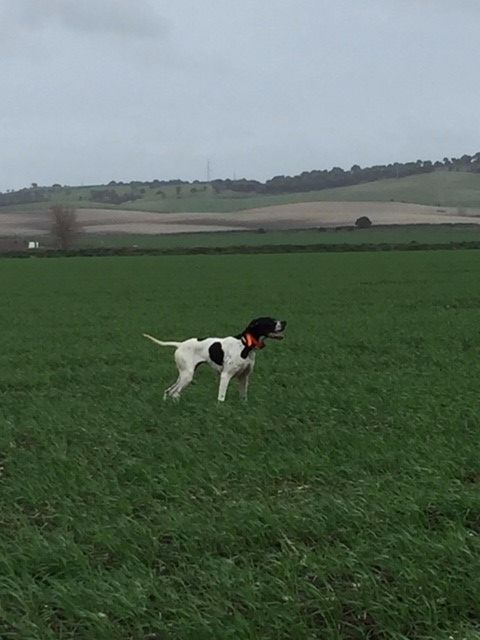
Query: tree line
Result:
<box><xmin>212</xmin><ymin>153</ymin><xmax>480</xmax><ymax>194</ymax></box>
<box><xmin>2</xmin><ymin>152</ymin><xmax>480</xmax><ymax>206</ymax></box>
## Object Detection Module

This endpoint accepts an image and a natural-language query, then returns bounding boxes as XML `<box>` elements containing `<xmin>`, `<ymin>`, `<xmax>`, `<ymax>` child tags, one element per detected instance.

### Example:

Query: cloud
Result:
<box><xmin>4</xmin><ymin>0</ymin><xmax>168</xmax><ymax>39</ymax></box>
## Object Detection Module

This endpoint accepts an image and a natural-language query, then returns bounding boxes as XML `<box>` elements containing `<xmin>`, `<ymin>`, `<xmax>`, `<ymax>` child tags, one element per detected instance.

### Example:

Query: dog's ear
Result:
<box><xmin>247</xmin><ymin>317</ymin><xmax>272</xmax><ymax>328</ymax></box>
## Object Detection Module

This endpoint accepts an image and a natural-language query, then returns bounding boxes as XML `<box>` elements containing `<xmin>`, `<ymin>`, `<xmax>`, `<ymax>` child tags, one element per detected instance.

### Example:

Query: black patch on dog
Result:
<box><xmin>241</xmin><ymin>345</ymin><xmax>252</xmax><ymax>359</ymax></box>
<box><xmin>209</xmin><ymin>342</ymin><xmax>224</xmax><ymax>366</ymax></box>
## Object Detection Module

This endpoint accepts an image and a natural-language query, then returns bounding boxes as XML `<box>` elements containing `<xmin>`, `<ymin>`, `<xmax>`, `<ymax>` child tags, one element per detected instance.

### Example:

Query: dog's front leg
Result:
<box><xmin>237</xmin><ymin>370</ymin><xmax>250</xmax><ymax>401</ymax></box>
<box><xmin>218</xmin><ymin>371</ymin><xmax>233</xmax><ymax>402</ymax></box>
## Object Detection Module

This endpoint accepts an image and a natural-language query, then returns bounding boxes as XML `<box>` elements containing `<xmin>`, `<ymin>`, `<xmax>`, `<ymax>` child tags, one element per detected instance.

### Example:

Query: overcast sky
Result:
<box><xmin>0</xmin><ymin>0</ymin><xmax>478</xmax><ymax>190</ymax></box>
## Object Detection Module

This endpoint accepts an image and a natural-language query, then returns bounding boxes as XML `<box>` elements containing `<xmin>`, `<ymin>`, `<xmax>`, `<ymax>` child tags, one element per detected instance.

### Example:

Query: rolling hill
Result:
<box><xmin>2</xmin><ymin>171</ymin><xmax>480</xmax><ymax>215</ymax></box>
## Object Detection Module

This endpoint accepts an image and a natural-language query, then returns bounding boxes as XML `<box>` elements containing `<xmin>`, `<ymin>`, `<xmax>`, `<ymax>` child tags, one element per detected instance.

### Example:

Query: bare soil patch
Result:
<box><xmin>1</xmin><ymin>201</ymin><xmax>479</xmax><ymax>237</ymax></box>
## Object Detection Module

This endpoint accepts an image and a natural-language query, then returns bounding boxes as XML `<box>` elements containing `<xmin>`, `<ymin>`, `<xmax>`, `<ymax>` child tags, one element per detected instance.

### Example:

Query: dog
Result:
<box><xmin>143</xmin><ymin>317</ymin><xmax>286</xmax><ymax>402</ymax></box>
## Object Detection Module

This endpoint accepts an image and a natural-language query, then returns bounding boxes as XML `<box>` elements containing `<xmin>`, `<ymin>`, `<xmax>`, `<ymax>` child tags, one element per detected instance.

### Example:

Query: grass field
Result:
<box><xmin>6</xmin><ymin>171</ymin><xmax>480</xmax><ymax>214</ymax></box>
<box><xmin>76</xmin><ymin>225</ymin><xmax>480</xmax><ymax>250</ymax></box>
<box><xmin>1</xmin><ymin>251</ymin><xmax>480</xmax><ymax>639</ymax></box>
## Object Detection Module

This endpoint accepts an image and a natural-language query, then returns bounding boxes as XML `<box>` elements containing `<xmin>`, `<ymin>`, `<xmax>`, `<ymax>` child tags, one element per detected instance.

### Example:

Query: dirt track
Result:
<box><xmin>1</xmin><ymin>201</ymin><xmax>480</xmax><ymax>237</ymax></box>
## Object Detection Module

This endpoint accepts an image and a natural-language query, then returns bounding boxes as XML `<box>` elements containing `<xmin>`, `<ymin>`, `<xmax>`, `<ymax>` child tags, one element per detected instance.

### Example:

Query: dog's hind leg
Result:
<box><xmin>168</xmin><ymin>369</ymin><xmax>194</xmax><ymax>400</ymax></box>
<box><xmin>164</xmin><ymin>349</ymin><xmax>197</xmax><ymax>400</ymax></box>
<box><xmin>164</xmin><ymin>378</ymin><xmax>180</xmax><ymax>400</ymax></box>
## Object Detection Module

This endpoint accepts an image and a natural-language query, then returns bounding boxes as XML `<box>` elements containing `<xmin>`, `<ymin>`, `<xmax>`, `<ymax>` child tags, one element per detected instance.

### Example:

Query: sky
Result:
<box><xmin>0</xmin><ymin>0</ymin><xmax>479</xmax><ymax>190</ymax></box>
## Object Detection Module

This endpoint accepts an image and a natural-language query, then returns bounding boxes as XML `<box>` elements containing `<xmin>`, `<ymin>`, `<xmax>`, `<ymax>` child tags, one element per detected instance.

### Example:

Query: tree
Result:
<box><xmin>355</xmin><ymin>216</ymin><xmax>372</xmax><ymax>229</ymax></box>
<box><xmin>50</xmin><ymin>205</ymin><xmax>81</xmax><ymax>250</ymax></box>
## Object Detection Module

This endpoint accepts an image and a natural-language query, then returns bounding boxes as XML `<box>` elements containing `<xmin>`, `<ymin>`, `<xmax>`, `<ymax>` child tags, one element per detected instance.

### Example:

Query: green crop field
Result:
<box><xmin>76</xmin><ymin>225</ymin><xmax>480</xmax><ymax>250</ymax></box>
<box><xmin>1</xmin><ymin>251</ymin><xmax>480</xmax><ymax>639</ymax></box>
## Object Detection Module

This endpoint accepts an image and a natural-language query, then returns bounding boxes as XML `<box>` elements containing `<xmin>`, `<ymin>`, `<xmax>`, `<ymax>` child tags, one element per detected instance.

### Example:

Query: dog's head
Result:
<box><xmin>244</xmin><ymin>317</ymin><xmax>287</xmax><ymax>341</ymax></box>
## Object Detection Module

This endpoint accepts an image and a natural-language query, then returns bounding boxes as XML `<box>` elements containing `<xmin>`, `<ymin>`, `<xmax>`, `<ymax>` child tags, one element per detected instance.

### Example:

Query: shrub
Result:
<box><xmin>355</xmin><ymin>216</ymin><xmax>372</xmax><ymax>229</ymax></box>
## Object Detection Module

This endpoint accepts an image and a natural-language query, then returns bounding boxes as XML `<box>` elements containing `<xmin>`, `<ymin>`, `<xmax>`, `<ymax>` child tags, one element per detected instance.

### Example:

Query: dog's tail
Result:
<box><xmin>143</xmin><ymin>333</ymin><xmax>182</xmax><ymax>348</ymax></box>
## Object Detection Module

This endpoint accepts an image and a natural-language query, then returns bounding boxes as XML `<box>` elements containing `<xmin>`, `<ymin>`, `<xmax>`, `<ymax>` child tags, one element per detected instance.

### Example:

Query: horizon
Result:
<box><xmin>3</xmin><ymin>149</ymin><xmax>478</xmax><ymax>193</ymax></box>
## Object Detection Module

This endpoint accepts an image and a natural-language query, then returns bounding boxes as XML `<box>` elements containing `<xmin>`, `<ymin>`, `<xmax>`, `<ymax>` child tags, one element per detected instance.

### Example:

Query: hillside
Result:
<box><xmin>3</xmin><ymin>171</ymin><xmax>480</xmax><ymax>215</ymax></box>
<box><xmin>300</xmin><ymin>171</ymin><xmax>480</xmax><ymax>209</ymax></box>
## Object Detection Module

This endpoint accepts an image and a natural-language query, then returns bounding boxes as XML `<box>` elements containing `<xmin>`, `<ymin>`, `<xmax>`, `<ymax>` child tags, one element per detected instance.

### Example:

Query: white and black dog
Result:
<box><xmin>143</xmin><ymin>317</ymin><xmax>287</xmax><ymax>402</ymax></box>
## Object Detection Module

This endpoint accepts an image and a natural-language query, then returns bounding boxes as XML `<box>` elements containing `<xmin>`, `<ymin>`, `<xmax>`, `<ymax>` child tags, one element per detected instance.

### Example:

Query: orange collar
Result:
<box><xmin>244</xmin><ymin>333</ymin><xmax>265</xmax><ymax>349</ymax></box>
